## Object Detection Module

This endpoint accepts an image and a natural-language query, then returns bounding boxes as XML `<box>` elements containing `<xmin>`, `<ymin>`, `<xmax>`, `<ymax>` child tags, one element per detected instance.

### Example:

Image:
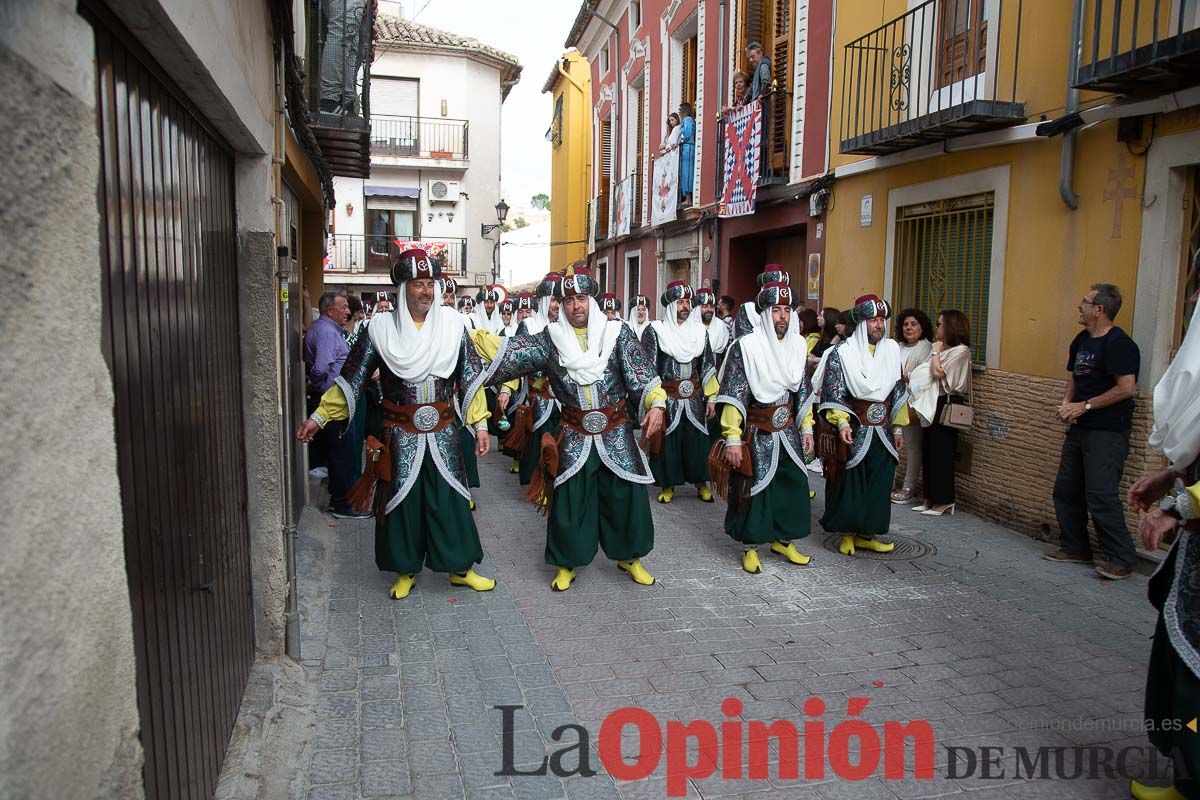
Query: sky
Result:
<box><xmin>390</xmin><ymin>0</ymin><xmax>583</xmax><ymax>215</ymax></box>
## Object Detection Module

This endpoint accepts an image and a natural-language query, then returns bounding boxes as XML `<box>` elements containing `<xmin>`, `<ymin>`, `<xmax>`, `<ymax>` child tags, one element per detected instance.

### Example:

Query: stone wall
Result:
<box><xmin>896</xmin><ymin>368</ymin><xmax>1163</xmax><ymax>553</ymax></box>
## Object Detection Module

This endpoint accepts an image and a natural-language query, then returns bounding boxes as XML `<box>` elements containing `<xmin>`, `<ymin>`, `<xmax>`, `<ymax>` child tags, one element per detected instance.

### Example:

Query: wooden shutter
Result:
<box><xmin>681</xmin><ymin>37</ymin><xmax>698</xmax><ymax>107</ymax></box>
<box><xmin>635</xmin><ymin>86</ymin><xmax>645</xmax><ymax>222</ymax></box>
<box><xmin>739</xmin><ymin>0</ymin><xmax>765</xmax><ymax>54</ymax></box>
<box><xmin>769</xmin><ymin>0</ymin><xmax>792</xmax><ymax>171</ymax></box>
<box><xmin>600</xmin><ymin>118</ymin><xmax>612</xmax><ymax>177</ymax></box>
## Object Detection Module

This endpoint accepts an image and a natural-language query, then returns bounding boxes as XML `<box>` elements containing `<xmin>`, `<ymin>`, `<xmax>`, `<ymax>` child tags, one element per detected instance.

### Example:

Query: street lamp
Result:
<box><xmin>481</xmin><ymin>199</ymin><xmax>509</xmax><ymax>237</ymax></box>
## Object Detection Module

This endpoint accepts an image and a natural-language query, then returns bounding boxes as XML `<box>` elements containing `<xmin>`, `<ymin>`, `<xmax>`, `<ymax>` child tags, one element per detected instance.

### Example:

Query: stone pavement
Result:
<box><xmin>295</xmin><ymin>448</ymin><xmax>1167</xmax><ymax>800</ymax></box>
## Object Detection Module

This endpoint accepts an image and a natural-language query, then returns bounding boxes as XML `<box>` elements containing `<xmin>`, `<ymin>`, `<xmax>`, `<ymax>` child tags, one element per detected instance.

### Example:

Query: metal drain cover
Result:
<box><xmin>821</xmin><ymin>533</ymin><xmax>936</xmax><ymax>561</ymax></box>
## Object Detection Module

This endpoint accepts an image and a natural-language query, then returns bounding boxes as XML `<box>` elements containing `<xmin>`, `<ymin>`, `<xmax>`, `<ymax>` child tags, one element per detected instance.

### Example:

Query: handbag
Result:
<box><xmin>938</xmin><ymin>385</ymin><xmax>974</xmax><ymax>431</ymax></box>
<box><xmin>707</xmin><ymin>436</ymin><xmax>754</xmax><ymax>511</ymax></box>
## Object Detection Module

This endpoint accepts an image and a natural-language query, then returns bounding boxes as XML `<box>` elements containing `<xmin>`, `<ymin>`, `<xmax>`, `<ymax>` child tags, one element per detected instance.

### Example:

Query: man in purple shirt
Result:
<box><xmin>305</xmin><ymin>292</ymin><xmax>370</xmax><ymax>518</ymax></box>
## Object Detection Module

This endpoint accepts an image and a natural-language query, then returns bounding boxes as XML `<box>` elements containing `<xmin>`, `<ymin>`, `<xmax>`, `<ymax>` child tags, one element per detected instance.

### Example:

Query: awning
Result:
<box><xmin>364</xmin><ymin>185</ymin><xmax>420</xmax><ymax>198</ymax></box>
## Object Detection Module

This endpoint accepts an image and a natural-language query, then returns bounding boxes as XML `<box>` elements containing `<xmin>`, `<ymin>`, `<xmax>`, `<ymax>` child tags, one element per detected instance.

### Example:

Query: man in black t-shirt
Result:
<box><xmin>1045</xmin><ymin>283</ymin><xmax>1141</xmax><ymax>579</ymax></box>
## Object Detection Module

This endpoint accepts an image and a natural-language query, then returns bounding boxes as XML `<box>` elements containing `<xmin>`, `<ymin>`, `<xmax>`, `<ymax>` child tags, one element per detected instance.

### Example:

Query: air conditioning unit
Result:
<box><xmin>427</xmin><ymin>179</ymin><xmax>461</xmax><ymax>203</ymax></box>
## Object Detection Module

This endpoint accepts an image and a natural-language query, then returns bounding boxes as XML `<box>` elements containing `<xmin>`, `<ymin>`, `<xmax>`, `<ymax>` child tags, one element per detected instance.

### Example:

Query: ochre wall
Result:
<box><xmin>549</xmin><ymin>51</ymin><xmax>592</xmax><ymax>270</ymax></box>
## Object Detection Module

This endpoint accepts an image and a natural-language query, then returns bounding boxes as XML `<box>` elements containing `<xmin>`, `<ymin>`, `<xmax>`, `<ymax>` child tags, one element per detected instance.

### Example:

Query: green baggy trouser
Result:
<box><xmin>725</xmin><ymin>452</ymin><xmax>811</xmax><ymax>545</ymax></box>
<box><xmin>820</xmin><ymin>437</ymin><xmax>895</xmax><ymax>536</ymax></box>
<box><xmin>1146</xmin><ymin>616</ymin><xmax>1200</xmax><ymax>797</ymax></box>
<box><xmin>650</xmin><ymin>419</ymin><xmax>710</xmax><ymax>487</ymax></box>
<box><xmin>458</xmin><ymin>426</ymin><xmax>481</xmax><ymax>488</ymax></box>
<box><xmin>518</xmin><ymin>406</ymin><xmax>561</xmax><ymax>486</ymax></box>
<box><xmin>546</xmin><ymin>448</ymin><xmax>654</xmax><ymax>568</ymax></box>
<box><xmin>376</xmin><ymin>453</ymin><xmax>483</xmax><ymax>575</ymax></box>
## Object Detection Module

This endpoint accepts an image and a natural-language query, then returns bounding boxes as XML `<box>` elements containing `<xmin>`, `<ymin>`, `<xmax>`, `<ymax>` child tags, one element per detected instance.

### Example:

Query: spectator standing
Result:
<box><xmin>304</xmin><ymin>292</ymin><xmax>369</xmax><ymax>518</ymax></box>
<box><xmin>731</xmin><ymin>70</ymin><xmax>749</xmax><ymax>107</ymax></box>
<box><xmin>914</xmin><ymin>310</ymin><xmax>970</xmax><ymax>515</ymax></box>
<box><xmin>810</xmin><ymin>306</ymin><xmax>841</xmax><ymax>362</ymax></box>
<box><xmin>678</xmin><ymin>102</ymin><xmax>696</xmax><ymax>206</ymax></box>
<box><xmin>890</xmin><ymin>309</ymin><xmax>934</xmax><ymax>504</ymax></box>
<box><xmin>661</xmin><ymin>112</ymin><xmax>681</xmax><ymax>151</ymax></box>
<box><xmin>1045</xmin><ymin>284</ymin><xmax>1141</xmax><ymax>579</ymax></box>
<box><xmin>798</xmin><ymin>308</ymin><xmax>820</xmax><ymax>354</ymax></box>
<box><xmin>319</xmin><ymin>0</ymin><xmax>368</xmax><ymax>114</ymax></box>
<box><xmin>745</xmin><ymin>42</ymin><xmax>773</xmax><ymax>171</ymax></box>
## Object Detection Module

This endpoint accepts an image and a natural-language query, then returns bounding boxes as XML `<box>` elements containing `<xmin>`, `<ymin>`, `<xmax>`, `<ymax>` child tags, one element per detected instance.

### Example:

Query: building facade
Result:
<box><xmin>325</xmin><ymin>16</ymin><xmax>521</xmax><ymax>300</ymax></box>
<box><xmin>2</xmin><ymin>0</ymin><xmax>369</xmax><ymax>796</ymax></box>
<box><xmin>825</xmin><ymin>0</ymin><xmax>1200</xmax><ymax>554</ymax></box>
<box><xmin>544</xmin><ymin>49</ymin><xmax>593</xmax><ymax>269</ymax></box>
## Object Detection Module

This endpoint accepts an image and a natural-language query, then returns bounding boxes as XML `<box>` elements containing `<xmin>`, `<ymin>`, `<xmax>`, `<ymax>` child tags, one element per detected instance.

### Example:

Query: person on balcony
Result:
<box><xmin>678</xmin><ymin>102</ymin><xmax>696</xmax><ymax>206</ymax></box>
<box><xmin>318</xmin><ymin>0</ymin><xmax>369</xmax><ymax>115</ymax></box>
<box><xmin>660</xmin><ymin>112</ymin><xmax>681</xmax><ymax>152</ymax></box>
<box><xmin>745</xmin><ymin>41</ymin><xmax>772</xmax><ymax>174</ymax></box>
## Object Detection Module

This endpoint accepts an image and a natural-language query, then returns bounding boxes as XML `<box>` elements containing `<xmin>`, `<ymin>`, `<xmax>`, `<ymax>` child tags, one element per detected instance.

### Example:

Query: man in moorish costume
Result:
<box><xmin>496</xmin><ymin>295</ymin><xmax>529</xmax><ymax>474</ymax></box>
<box><xmin>472</xmin><ymin>284</ymin><xmax>506</xmax><ymax>334</ymax></box>
<box><xmin>695</xmin><ymin>286</ymin><xmax>732</xmax><ymax>443</ymax></box>
<box><xmin>816</xmin><ymin>294</ymin><xmax>908</xmax><ymax>557</ymax></box>
<box><xmin>716</xmin><ymin>281</ymin><xmax>817</xmax><ymax>573</ymax></box>
<box><xmin>1126</xmin><ymin>292</ymin><xmax>1200</xmax><ymax>800</ymax></box>
<box><xmin>599</xmin><ymin>293</ymin><xmax>623</xmax><ymax>321</ymax></box>
<box><xmin>489</xmin><ymin>269</ymin><xmax>668</xmax><ymax>592</ymax></box>
<box><xmin>626</xmin><ymin>294</ymin><xmax>652</xmax><ymax>342</ymax></box>
<box><xmin>297</xmin><ymin>248</ymin><xmax>496</xmax><ymax>599</ymax></box>
<box><xmin>732</xmin><ymin>266</ymin><xmax>791</xmax><ymax>338</ymax></box>
<box><xmin>457</xmin><ymin>295</ymin><xmax>475</xmax><ymax>319</ymax></box>
<box><xmin>499</xmin><ymin>298</ymin><xmax>518</xmax><ymax>337</ymax></box>
<box><xmin>441</xmin><ymin>276</ymin><xmax>458</xmax><ymax>307</ymax></box>
<box><xmin>508</xmin><ymin>274</ymin><xmax>565</xmax><ymax>487</ymax></box>
<box><xmin>642</xmin><ymin>281</ymin><xmax>718</xmax><ymax>504</ymax></box>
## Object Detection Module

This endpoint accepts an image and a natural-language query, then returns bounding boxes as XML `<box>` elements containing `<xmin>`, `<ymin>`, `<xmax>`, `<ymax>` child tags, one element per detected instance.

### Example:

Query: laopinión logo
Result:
<box><xmin>493</xmin><ymin>699</ymin><xmax>1191</xmax><ymax>796</ymax></box>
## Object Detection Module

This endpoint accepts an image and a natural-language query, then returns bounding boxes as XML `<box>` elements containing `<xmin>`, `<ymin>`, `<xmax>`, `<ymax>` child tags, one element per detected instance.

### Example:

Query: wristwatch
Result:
<box><xmin>1083</xmin><ymin>401</ymin><xmax>1093</xmax><ymax>412</ymax></box>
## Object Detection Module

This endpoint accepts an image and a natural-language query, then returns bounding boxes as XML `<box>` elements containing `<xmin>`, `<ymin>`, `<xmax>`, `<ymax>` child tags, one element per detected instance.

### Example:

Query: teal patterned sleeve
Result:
<box><xmin>333</xmin><ymin>331</ymin><xmax>380</xmax><ymax>422</ymax></box>
<box><xmin>474</xmin><ymin>332</ymin><xmax>551</xmax><ymax>391</ymax></box>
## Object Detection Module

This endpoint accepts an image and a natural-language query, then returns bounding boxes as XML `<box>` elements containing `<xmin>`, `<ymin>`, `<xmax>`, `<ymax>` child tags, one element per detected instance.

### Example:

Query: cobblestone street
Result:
<box><xmin>296</xmin><ymin>450</ymin><xmax>1163</xmax><ymax>800</ymax></box>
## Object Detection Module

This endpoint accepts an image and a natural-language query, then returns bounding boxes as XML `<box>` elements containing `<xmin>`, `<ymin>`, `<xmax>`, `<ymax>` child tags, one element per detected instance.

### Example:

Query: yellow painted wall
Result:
<box><xmin>548</xmin><ymin>51</ymin><xmax>592</xmax><ymax>269</ymax></box>
<box><xmin>825</xmin><ymin>2</ymin><xmax>1200</xmax><ymax>380</ymax></box>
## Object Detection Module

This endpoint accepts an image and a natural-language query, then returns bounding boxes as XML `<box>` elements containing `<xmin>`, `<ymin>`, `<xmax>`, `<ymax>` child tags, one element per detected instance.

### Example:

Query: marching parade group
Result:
<box><xmin>297</xmin><ymin>246</ymin><xmax>917</xmax><ymax>598</ymax></box>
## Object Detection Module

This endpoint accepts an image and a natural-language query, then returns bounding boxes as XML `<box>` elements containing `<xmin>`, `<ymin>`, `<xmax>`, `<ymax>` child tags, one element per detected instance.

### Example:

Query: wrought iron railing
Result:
<box><xmin>306</xmin><ymin>0</ymin><xmax>372</xmax><ymax>120</ymax></box>
<box><xmin>593</xmin><ymin>190</ymin><xmax>610</xmax><ymax>241</ymax></box>
<box><xmin>370</xmin><ymin>115</ymin><xmax>470</xmax><ymax>159</ymax></box>
<box><xmin>1075</xmin><ymin>0</ymin><xmax>1200</xmax><ymax>92</ymax></box>
<box><xmin>839</xmin><ymin>0</ymin><xmax>1025</xmax><ymax>155</ymax></box>
<box><xmin>325</xmin><ymin>234</ymin><xmax>467</xmax><ymax>276</ymax></box>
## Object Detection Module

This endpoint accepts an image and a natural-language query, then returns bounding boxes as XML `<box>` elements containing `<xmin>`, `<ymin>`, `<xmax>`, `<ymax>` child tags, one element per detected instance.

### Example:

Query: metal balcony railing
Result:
<box><xmin>592</xmin><ymin>190</ymin><xmax>610</xmax><ymax>242</ymax></box>
<box><xmin>326</xmin><ymin>234</ymin><xmax>467</xmax><ymax>276</ymax></box>
<box><xmin>839</xmin><ymin>0</ymin><xmax>1026</xmax><ymax>156</ymax></box>
<box><xmin>305</xmin><ymin>0</ymin><xmax>374</xmax><ymax>178</ymax></box>
<box><xmin>1075</xmin><ymin>0</ymin><xmax>1200</xmax><ymax>94</ymax></box>
<box><xmin>370</xmin><ymin>115</ymin><xmax>470</xmax><ymax>160</ymax></box>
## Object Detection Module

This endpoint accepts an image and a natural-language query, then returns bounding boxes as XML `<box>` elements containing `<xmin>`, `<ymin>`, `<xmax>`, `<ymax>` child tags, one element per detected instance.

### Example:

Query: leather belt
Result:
<box><xmin>661</xmin><ymin>378</ymin><xmax>697</xmax><ymax>400</ymax></box>
<box><xmin>560</xmin><ymin>405</ymin><xmax>627</xmax><ymax>435</ymax></box>
<box><xmin>382</xmin><ymin>399</ymin><xmax>455</xmax><ymax>434</ymax></box>
<box><xmin>747</xmin><ymin>404</ymin><xmax>793</xmax><ymax>432</ymax></box>
<box><xmin>848</xmin><ymin>398</ymin><xmax>892</xmax><ymax>427</ymax></box>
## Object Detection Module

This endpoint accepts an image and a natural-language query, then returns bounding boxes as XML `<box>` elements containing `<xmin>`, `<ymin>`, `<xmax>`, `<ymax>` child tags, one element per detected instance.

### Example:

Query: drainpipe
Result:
<box><xmin>273</xmin><ymin>45</ymin><xmax>302</xmax><ymax>661</ymax></box>
<box><xmin>1059</xmin><ymin>0</ymin><xmax>1085</xmax><ymax>209</ymax></box>
<box><xmin>713</xmin><ymin>0</ymin><xmax>726</xmax><ymax>290</ymax></box>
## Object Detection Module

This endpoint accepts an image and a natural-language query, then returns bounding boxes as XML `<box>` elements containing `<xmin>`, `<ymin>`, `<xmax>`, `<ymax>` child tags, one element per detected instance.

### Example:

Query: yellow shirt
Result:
<box><xmin>312</xmin><ymin>320</ymin><xmax>491</xmax><ymax>429</ymax></box>
<box><xmin>823</xmin><ymin>344</ymin><xmax>910</xmax><ymax>429</ymax></box>
<box><xmin>805</xmin><ymin>333</ymin><xmax>820</xmax><ymax>354</ymax></box>
<box><xmin>1187</xmin><ymin>480</ymin><xmax>1200</xmax><ymax>519</ymax></box>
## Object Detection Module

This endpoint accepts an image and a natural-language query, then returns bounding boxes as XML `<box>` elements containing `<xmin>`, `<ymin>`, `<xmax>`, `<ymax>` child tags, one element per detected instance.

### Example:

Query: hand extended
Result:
<box><xmin>641</xmin><ymin>407</ymin><xmax>666</xmax><ymax>441</ymax></box>
<box><xmin>475</xmin><ymin>429</ymin><xmax>490</xmax><ymax>457</ymax></box>
<box><xmin>838</xmin><ymin>426</ymin><xmax>854</xmax><ymax>446</ymax></box>
<box><xmin>1128</xmin><ymin>469</ymin><xmax>1175</xmax><ymax>512</ymax></box>
<box><xmin>297</xmin><ymin>419</ymin><xmax>320</xmax><ymax>443</ymax></box>
<box><xmin>497</xmin><ymin>391</ymin><xmax>511</xmax><ymax>416</ymax></box>
<box><xmin>725</xmin><ymin>442</ymin><xmax>743</xmax><ymax>469</ymax></box>
<box><xmin>1141</xmin><ymin>508</ymin><xmax>1178</xmax><ymax>551</ymax></box>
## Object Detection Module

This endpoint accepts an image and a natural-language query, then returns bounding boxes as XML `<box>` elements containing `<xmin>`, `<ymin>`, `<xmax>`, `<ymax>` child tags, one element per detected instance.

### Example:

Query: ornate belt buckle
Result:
<box><xmin>677</xmin><ymin>379</ymin><xmax>695</xmax><ymax>399</ymax></box>
<box><xmin>771</xmin><ymin>406</ymin><xmax>791</xmax><ymax>429</ymax></box>
<box><xmin>581</xmin><ymin>410</ymin><xmax>608</xmax><ymax>434</ymax></box>
<box><xmin>413</xmin><ymin>404</ymin><xmax>441</xmax><ymax>432</ymax></box>
<box><xmin>866</xmin><ymin>402</ymin><xmax>887</xmax><ymax>425</ymax></box>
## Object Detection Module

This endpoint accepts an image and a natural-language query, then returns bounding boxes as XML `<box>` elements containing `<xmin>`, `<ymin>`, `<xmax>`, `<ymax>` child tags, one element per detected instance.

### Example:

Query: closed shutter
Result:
<box><xmin>770</xmin><ymin>0</ymin><xmax>792</xmax><ymax>171</ymax></box>
<box><xmin>370</xmin><ymin>76</ymin><xmax>418</xmax><ymax>117</ymax></box>
<box><xmin>600</xmin><ymin>118</ymin><xmax>613</xmax><ymax>177</ymax></box>
<box><xmin>739</xmin><ymin>0</ymin><xmax>764</xmax><ymax>53</ymax></box>
<box><xmin>634</xmin><ymin>85</ymin><xmax>644</xmax><ymax>222</ymax></box>
<box><xmin>681</xmin><ymin>37</ymin><xmax>697</xmax><ymax>107</ymax></box>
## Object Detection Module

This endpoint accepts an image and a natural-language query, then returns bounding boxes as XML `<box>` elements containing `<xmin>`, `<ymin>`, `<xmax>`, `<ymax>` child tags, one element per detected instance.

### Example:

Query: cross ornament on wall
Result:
<box><xmin>1103</xmin><ymin>152</ymin><xmax>1137</xmax><ymax>239</ymax></box>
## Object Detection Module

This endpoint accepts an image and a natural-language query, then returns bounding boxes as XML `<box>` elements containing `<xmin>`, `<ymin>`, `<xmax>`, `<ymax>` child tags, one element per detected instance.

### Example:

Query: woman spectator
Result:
<box><xmin>915</xmin><ymin>310</ymin><xmax>973</xmax><ymax>516</ymax></box>
<box><xmin>798</xmin><ymin>308</ymin><xmax>820</xmax><ymax>354</ymax></box>
<box><xmin>890</xmin><ymin>309</ymin><xmax>934</xmax><ymax>505</ymax></box>
<box><xmin>731</xmin><ymin>71</ymin><xmax>749</xmax><ymax>107</ymax></box>
<box><xmin>809</xmin><ymin>306</ymin><xmax>842</xmax><ymax>366</ymax></box>
<box><xmin>661</xmin><ymin>112</ymin><xmax>681</xmax><ymax>152</ymax></box>
<box><xmin>678</xmin><ymin>102</ymin><xmax>696</xmax><ymax>205</ymax></box>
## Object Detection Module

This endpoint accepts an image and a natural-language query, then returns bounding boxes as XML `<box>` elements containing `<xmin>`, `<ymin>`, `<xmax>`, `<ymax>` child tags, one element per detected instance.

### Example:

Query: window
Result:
<box><xmin>625</xmin><ymin>253</ymin><xmax>641</xmax><ymax>302</ymax></box>
<box><xmin>596</xmin><ymin>258</ymin><xmax>609</xmax><ymax>293</ymax></box>
<box><xmin>680</xmin><ymin>36</ymin><xmax>698</xmax><ymax>108</ymax></box>
<box><xmin>738</xmin><ymin>0</ymin><xmax>793</xmax><ymax>174</ymax></box>
<box><xmin>1178</xmin><ymin>166</ymin><xmax>1200</xmax><ymax>350</ymax></box>
<box><xmin>599</xmin><ymin>43</ymin><xmax>610</xmax><ymax>75</ymax></box>
<box><xmin>937</xmin><ymin>0</ymin><xmax>988</xmax><ymax>88</ymax></box>
<box><xmin>546</xmin><ymin>94</ymin><xmax>563</xmax><ymax>148</ymax></box>
<box><xmin>596</xmin><ymin>117</ymin><xmax>613</xmax><ymax>239</ymax></box>
<box><xmin>366</xmin><ymin>200</ymin><xmax>417</xmax><ymax>269</ymax></box>
<box><xmin>629</xmin><ymin>0</ymin><xmax>642</xmax><ymax>33</ymax></box>
<box><xmin>893</xmin><ymin>192</ymin><xmax>994</xmax><ymax>364</ymax></box>
<box><xmin>626</xmin><ymin>80</ymin><xmax>645</xmax><ymax>223</ymax></box>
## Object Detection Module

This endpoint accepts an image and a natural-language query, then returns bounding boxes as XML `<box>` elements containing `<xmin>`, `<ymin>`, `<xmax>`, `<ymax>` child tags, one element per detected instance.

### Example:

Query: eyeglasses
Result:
<box><xmin>1079</xmin><ymin>298</ymin><xmax>1099</xmax><ymax>307</ymax></box>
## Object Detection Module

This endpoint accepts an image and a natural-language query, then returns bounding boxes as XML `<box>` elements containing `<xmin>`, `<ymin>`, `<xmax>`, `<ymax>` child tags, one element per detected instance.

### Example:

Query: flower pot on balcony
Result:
<box><xmin>430</xmin><ymin>149</ymin><xmax>454</xmax><ymax>159</ymax></box>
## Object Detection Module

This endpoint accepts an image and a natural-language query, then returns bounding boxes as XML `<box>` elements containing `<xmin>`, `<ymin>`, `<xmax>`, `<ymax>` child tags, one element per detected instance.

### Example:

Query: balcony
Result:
<box><xmin>590</xmin><ymin>190</ymin><xmax>610</xmax><ymax>242</ymax></box>
<box><xmin>839</xmin><ymin>0</ymin><xmax>1026</xmax><ymax>156</ymax></box>
<box><xmin>370</xmin><ymin>115</ymin><xmax>470</xmax><ymax>162</ymax></box>
<box><xmin>326</xmin><ymin>234</ymin><xmax>468</xmax><ymax>276</ymax></box>
<box><xmin>305</xmin><ymin>0</ymin><xmax>375</xmax><ymax>178</ymax></box>
<box><xmin>1075</xmin><ymin>0</ymin><xmax>1200</xmax><ymax>95</ymax></box>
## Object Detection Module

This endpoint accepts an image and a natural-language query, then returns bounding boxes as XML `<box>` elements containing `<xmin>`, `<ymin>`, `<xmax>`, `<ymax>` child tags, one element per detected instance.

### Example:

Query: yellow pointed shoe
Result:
<box><xmin>853</xmin><ymin>536</ymin><xmax>896</xmax><ymax>554</ymax></box>
<box><xmin>1131</xmin><ymin>781</ymin><xmax>1187</xmax><ymax>800</ymax></box>
<box><xmin>617</xmin><ymin>559</ymin><xmax>656</xmax><ymax>586</ymax></box>
<box><xmin>510</xmin><ymin>459</ymin><xmax>520</xmax><ymax>474</ymax></box>
<box><xmin>742</xmin><ymin>548</ymin><xmax>762</xmax><ymax>574</ymax></box>
<box><xmin>809</xmin><ymin>489</ymin><xmax>816</xmax><ymax>499</ymax></box>
<box><xmin>469</xmin><ymin>499</ymin><xmax>477</xmax><ymax>511</ymax></box>
<box><xmin>838</xmin><ymin>535</ymin><xmax>856</xmax><ymax>556</ymax></box>
<box><xmin>697</xmin><ymin>484</ymin><xmax>714</xmax><ymax>503</ymax></box>
<box><xmin>449</xmin><ymin>568</ymin><xmax>496</xmax><ymax>592</ymax></box>
<box><xmin>656</xmin><ymin>486</ymin><xmax>674</xmax><ymax>504</ymax></box>
<box><xmin>770</xmin><ymin>541</ymin><xmax>812</xmax><ymax>565</ymax></box>
<box><xmin>550</xmin><ymin>567</ymin><xmax>576</xmax><ymax>592</ymax></box>
<box><xmin>388</xmin><ymin>574</ymin><xmax>415</xmax><ymax>600</ymax></box>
